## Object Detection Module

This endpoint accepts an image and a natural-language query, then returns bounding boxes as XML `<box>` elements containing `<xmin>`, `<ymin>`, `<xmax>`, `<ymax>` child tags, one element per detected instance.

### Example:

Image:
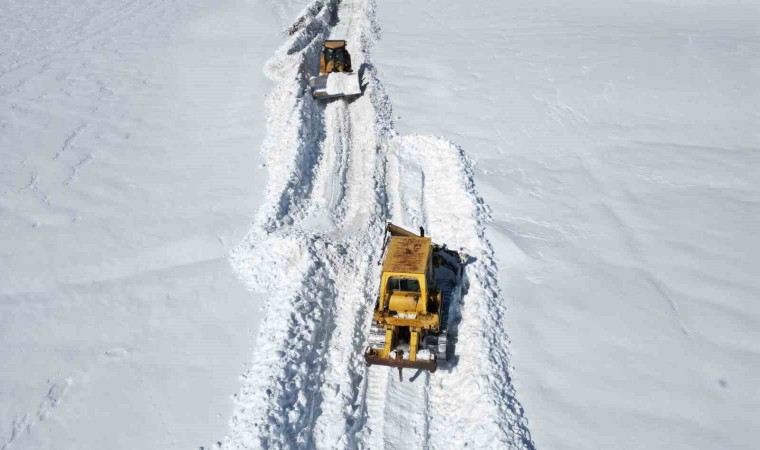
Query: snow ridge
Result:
<box><xmin>399</xmin><ymin>136</ymin><xmax>536</xmax><ymax>449</ymax></box>
<box><xmin>226</xmin><ymin>0</ymin><xmax>535</xmax><ymax>448</ymax></box>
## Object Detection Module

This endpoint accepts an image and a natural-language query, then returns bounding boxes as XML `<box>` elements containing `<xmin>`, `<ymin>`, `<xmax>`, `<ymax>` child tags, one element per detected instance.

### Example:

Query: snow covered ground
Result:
<box><xmin>374</xmin><ymin>0</ymin><xmax>760</xmax><ymax>449</ymax></box>
<box><xmin>0</xmin><ymin>1</ymin><xmax>307</xmax><ymax>448</ymax></box>
<box><xmin>2</xmin><ymin>0</ymin><xmax>759</xmax><ymax>449</ymax></box>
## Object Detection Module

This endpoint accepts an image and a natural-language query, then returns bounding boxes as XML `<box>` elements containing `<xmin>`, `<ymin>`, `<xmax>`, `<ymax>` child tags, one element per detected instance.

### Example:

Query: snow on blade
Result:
<box><xmin>225</xmin><ymin>0</ymin><xmax>535</xmax><ymax>449</ymax></box>
<box><xmin>326</xmin><ymin>72</ymin><xmax>362</xmax><ymax>97</ymax></box>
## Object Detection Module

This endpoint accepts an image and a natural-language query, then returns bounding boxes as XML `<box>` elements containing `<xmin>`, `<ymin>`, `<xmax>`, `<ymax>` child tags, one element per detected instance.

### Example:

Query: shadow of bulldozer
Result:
<box><xmin>437</xmin><ymin>254</ymin><xmax>476</xmax><ymax>371</ymax></box>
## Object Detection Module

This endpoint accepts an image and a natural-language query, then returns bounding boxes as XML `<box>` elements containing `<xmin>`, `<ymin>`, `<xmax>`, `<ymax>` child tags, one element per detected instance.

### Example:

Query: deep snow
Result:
<box><xmin>374</xmin><ymin>0</ymin><xmax>760</xmax><ymax>449</ymax></box>
<box><xmin>2</xmin><ymin>0</ymin><xmax>758</xmax><ymax>449</ymax></box>
<box><xmin>0</xmin><ymin>1</ymin><xmax>307</xmax><ymax>448</ymax></box>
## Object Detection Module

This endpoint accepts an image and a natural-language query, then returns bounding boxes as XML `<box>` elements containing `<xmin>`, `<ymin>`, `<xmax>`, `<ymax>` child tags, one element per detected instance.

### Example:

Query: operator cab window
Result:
<box><xmin>387</xmin><ymin>277</ymin><xmax>420</xmax><ymax>293</ymax></box>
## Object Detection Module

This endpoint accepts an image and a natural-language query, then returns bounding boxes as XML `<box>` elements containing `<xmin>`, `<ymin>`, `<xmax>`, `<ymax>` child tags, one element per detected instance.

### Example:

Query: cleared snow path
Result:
<box><xmin>226</xmin><ymin>0</ymin><xmax>535</xmax><ymax>448</ymax></box>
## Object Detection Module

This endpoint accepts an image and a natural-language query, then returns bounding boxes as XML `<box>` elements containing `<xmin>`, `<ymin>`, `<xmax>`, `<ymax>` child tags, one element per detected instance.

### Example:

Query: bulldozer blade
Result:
<box><xmin>364</xmin><ymin>353</ymin><xmax>438</xmax><ymax>373</ymax></box>
<box><xmin>309</xmin><ymin>72</ymin><xmax>362</xmax><ymax>100</ymax></box>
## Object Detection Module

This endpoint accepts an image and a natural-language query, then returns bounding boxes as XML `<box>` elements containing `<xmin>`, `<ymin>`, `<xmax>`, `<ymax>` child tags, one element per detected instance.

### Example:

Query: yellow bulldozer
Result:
<box><xmin>308</xmin><ymin>40</ymin><xmax>362</xmax><ymax>100</ymax></box>
<box><xmin>364</xmin><ymin>223</ymin><xmax>465</xmax><ymax>377</ymax></box>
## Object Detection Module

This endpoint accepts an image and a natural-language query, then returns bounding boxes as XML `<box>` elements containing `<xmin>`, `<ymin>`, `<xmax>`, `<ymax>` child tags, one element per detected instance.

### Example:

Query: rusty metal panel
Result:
<box><xmin>382</xmin><ymin>236</ymin><xmax>431</xmax><ymax>274</ymax></box>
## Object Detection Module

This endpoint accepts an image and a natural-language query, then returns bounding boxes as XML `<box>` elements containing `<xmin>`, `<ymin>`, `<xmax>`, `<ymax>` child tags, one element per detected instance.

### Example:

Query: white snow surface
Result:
<box><xmin>325</xmin><ymin>73</ymin><xmax>362</xmax><ymax>97</ymax></box>
<box><xmin>0</xmin><ymin>0</ymin><xmax>309</xmax><ymax>449</ymax></box>
<box><xmin>2</xmin><ymin>0</ymin><xmax>759</xmax><ymax>449</ymax></box>
<box><xmin>374</xmin><ymin>1</ymin><xmax>760</xmax><ymax>449</ymax></box>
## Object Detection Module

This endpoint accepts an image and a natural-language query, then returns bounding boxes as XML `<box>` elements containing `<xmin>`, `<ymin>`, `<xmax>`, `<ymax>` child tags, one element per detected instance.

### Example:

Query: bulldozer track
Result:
<box><xmin>225</xmin><ymin>0</ymin><xmax>535</xmax><ymax>448</ymax></box>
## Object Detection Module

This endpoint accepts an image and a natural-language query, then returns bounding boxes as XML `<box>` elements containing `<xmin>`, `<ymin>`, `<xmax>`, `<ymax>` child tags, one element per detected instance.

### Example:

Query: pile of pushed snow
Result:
<box><xmin>326</xmin><ymin>72</ymin><xmax>362</xmax><ymax>96</ymax></box>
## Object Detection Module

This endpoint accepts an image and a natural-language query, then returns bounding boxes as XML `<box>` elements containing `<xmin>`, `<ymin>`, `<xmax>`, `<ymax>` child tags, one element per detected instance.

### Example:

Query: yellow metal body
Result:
<box><xmin>319</xmin><ymin>40</ymin><xmax>353</xmax><ymax>74</ymax></box>
<box><xmin>370</xmin><ymin>230</ymin><xmax>441</xmax><ymax>364</ymax></box>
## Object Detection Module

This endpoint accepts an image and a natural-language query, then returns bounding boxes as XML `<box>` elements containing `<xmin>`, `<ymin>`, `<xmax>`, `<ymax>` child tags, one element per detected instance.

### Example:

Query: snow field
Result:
<box><xmin>374</xmin><ymin>0</ymin><xmax>760</xmax><ymax>448</ymax></box>
<box><xmin>4</xmin><ymin>0</ymin><xmax>751</xmax><ymax>448</ymax></box>
<box><xmin>0</xmin><ymin>0</ymin><xmax>302</xmax><ymax>448</ymax></box>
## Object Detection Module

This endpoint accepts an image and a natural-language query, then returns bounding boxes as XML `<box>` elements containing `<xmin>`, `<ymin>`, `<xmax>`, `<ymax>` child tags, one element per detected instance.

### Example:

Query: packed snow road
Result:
<box><xmin>226</xmin><ymin>0</ymin><xmax>534</xmax><ymax>448</ymax></box>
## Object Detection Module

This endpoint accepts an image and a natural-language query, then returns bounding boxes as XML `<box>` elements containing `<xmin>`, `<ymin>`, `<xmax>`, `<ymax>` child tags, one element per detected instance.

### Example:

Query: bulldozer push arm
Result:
<box><xmin>364</xmin><ymin>350</ymin><xmax>437</xmax><ymax>373</ymax></box>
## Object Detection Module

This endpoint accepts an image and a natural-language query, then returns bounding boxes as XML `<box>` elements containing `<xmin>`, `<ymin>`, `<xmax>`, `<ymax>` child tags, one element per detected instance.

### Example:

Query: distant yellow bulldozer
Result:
<box><xmin>320</xmin><ymin>39</ymin><xmax>353</xmax><ymax>73</ymax></box>
<box><xmin>364</xmin><ymin>223</ymin><xmax>465</xmax><ymax>376</ymax></box>
<box><xmin>308</xmin><ymin>40</ymin><xmax>362</xmax><ymax>100</ymax></box>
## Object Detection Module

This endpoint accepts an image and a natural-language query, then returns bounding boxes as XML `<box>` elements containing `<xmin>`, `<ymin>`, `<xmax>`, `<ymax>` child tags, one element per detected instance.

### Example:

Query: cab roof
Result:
<box><xmin>382</xmin><ymin>236</ymin><xmax>432</xmax><ymax>274</ymax></box>
<box><xmin>324</xmin><ymin>40</ymin><xmax>347</xmax><ymax>49</ymax></box>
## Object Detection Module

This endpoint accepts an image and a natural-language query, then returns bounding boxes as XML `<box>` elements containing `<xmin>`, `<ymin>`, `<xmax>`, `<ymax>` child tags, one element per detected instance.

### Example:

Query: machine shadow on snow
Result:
<box><xmin>438</xmin><ymin>254</ymin><xmax>476</xmax><ymax>371</ymax></box>
<box><xmin>408</xmin><ymin>369</ymin><xmax>424</xmax><ymax>382</ymax></box>
<box><xmin>358</xmin><ymin>62</ymin><xmax>370</xmax><ymax>93</ymax></box>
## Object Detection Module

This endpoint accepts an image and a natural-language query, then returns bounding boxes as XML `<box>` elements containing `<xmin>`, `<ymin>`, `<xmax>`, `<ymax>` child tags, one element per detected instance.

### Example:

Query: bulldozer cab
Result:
<box><xmin>387</xmin><ymin>277</ymin><xmax>420</xmax><ymax>293</ymax></box>
<box><xmin>320</xmin><ymin>40</ymin><xmax>353</xmax><ymax>74</ymax></box>
<box><xmin>379</xmin><ymin>236</ymin><xmax>434</xmax><ymax>317</ymax></box>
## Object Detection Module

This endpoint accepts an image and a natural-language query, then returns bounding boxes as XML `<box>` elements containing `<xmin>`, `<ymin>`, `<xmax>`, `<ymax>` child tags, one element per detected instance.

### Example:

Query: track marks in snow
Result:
<box><xmin>362</xmin><ymin>368</ymin><xmax>430</xmax><ymax>450</ymax></box>
<box><xmin>251</xmin><ymin>1</ymin><xmax>338</xmax><ymax>233</ymax></box>
<box><xmin>226</xmin><ymin>0</ymin><xmax>535</xmax><ymax>448</ymax></box>
<box><xmin>225</xmin><ymin>1</ymin><xmax>386</xmax><ymax>447</ymax></box>
<box><xmin>647</xmin><ymin>274</ymin><xmax>691</xmax><ymax>337</ymax></box>
<box><xmin>227</xmin><ymin>231</ymin><xmax>349</xmax><ymax>448</ymax></box>
<box><xmin>301</xmin><ymin>101</ymin><xmax>351</xmax><ymax>231</ymax></box>
<box><xmin>63</xmin><ymin>153</ymin><xmax>94</xmax><ymax>186</ymax></box>
<box><xmin>54</xmin><ymin>124</ymin><xmax>87</xmax><ymax>160</ymax></box>
<box><xmin>377</xmin><ymin>135</ymin><xmax>535</xmax><ymax>449</ymax></box>
<box><xmin>1</xmin><ymin>378</ymin><xmax>71</xmax><ymax>450</ymax></box>
<box><xmin>401</xmin><ymin>136</ymin><xmax>536</xmax><ymax>449</ymax></box>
